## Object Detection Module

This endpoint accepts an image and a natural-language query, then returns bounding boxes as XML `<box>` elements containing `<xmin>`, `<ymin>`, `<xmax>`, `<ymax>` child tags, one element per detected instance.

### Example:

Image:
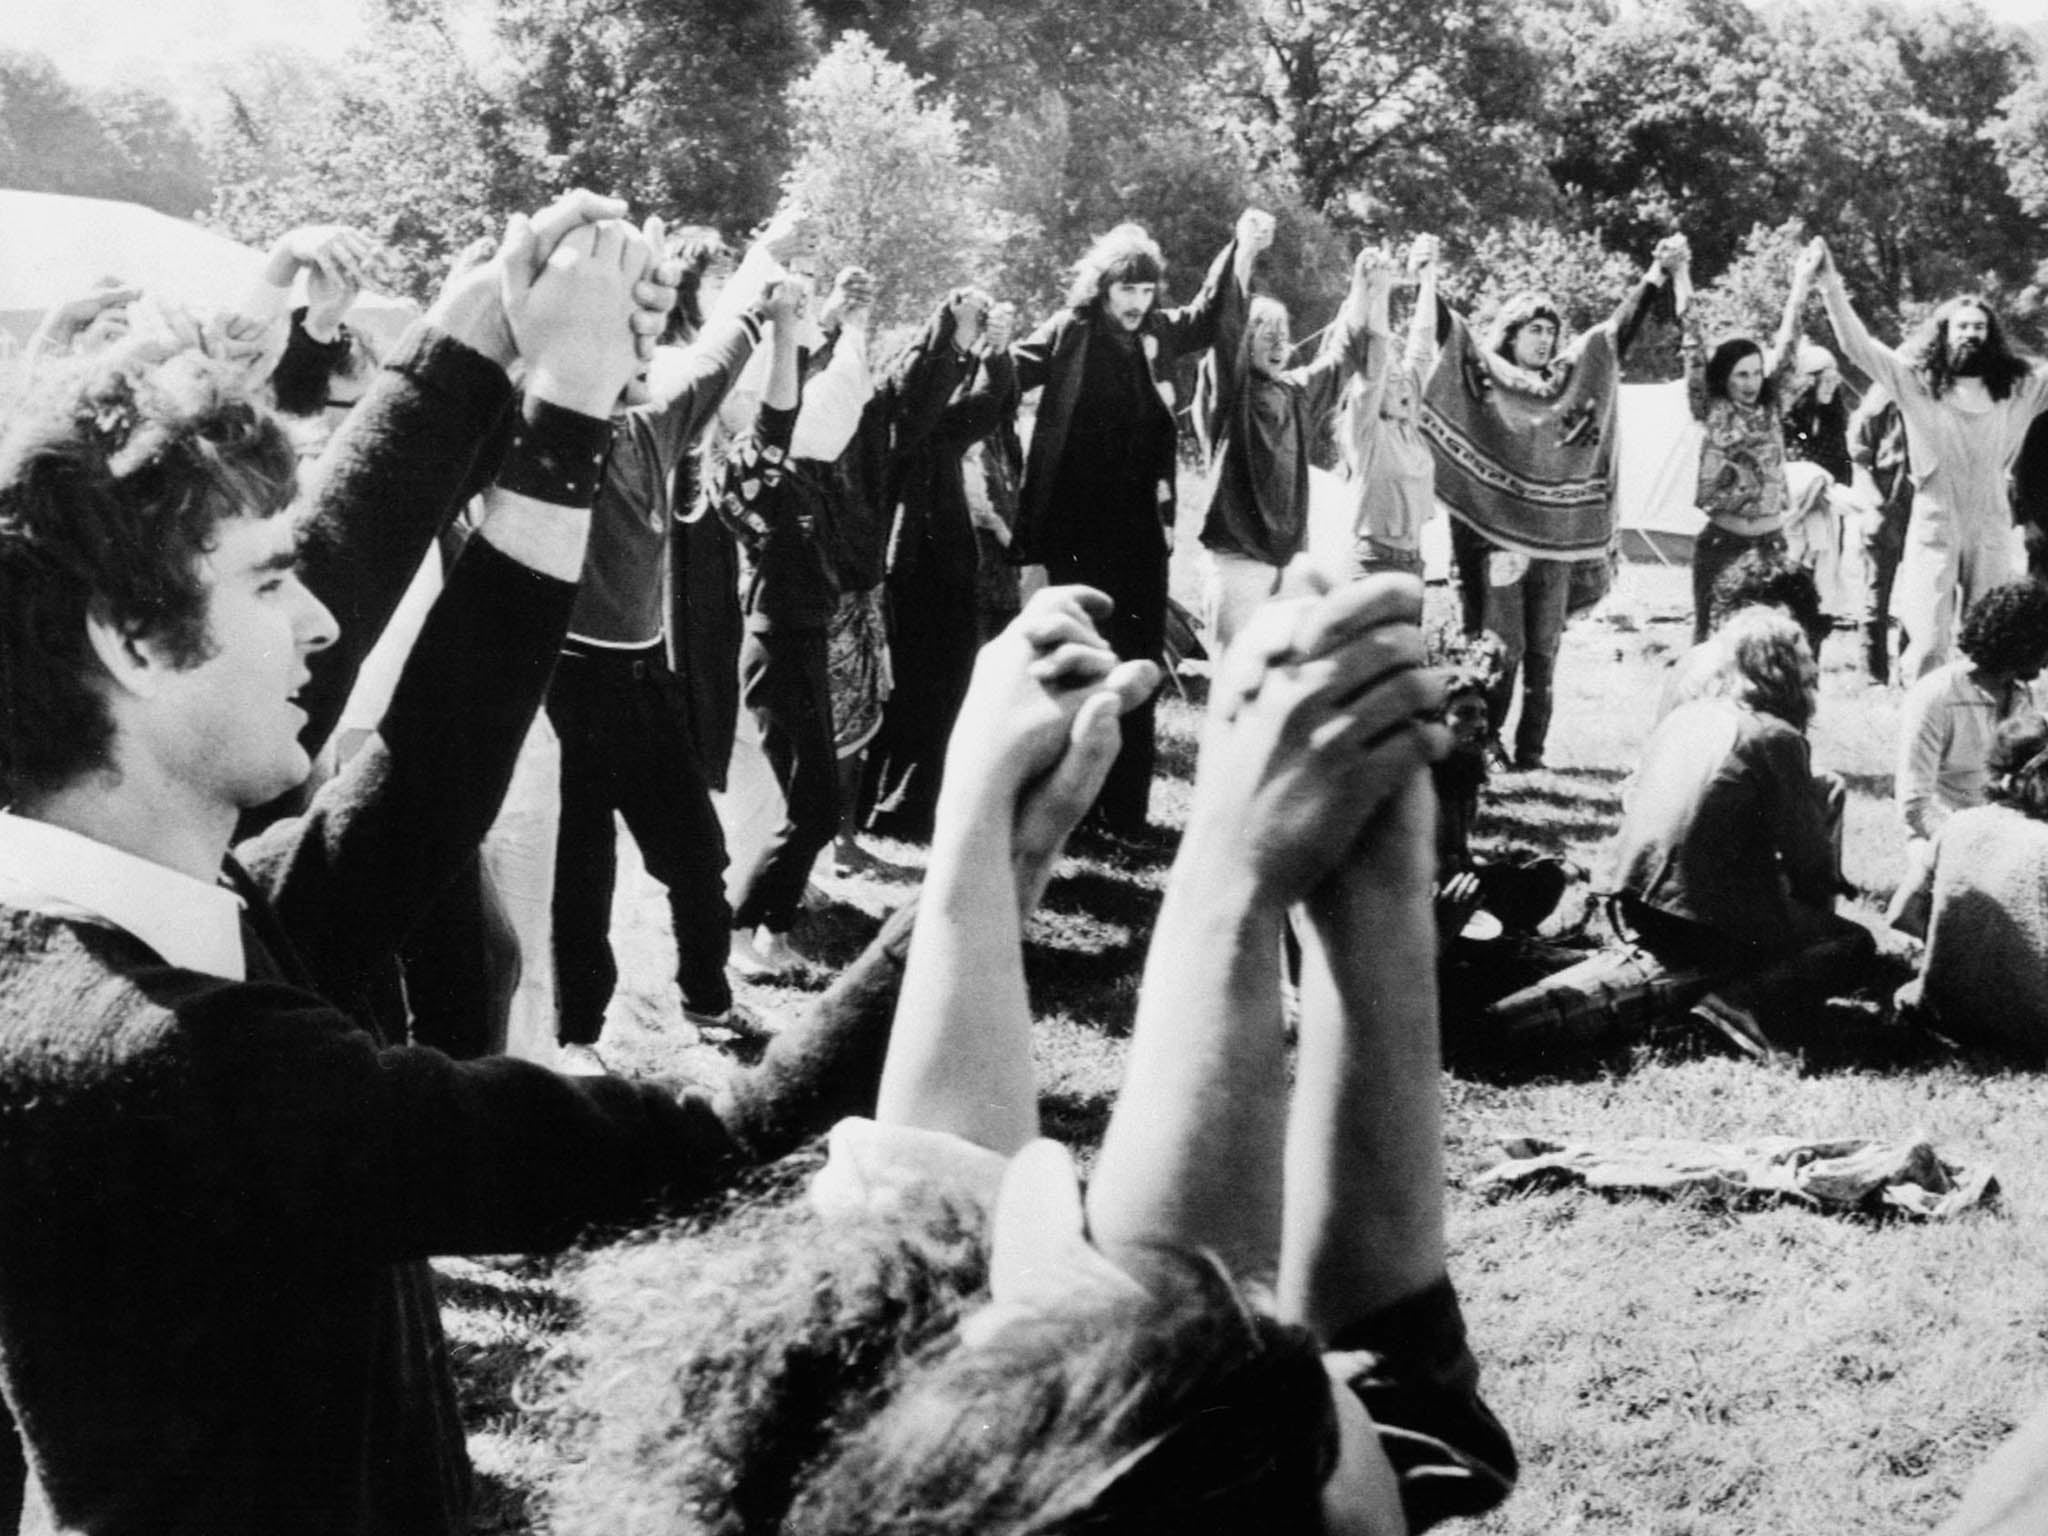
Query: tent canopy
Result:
<box><xmin>0</xmin><ymin>188</ymin><xmax>416</xmax><ymax>354</ymax></box>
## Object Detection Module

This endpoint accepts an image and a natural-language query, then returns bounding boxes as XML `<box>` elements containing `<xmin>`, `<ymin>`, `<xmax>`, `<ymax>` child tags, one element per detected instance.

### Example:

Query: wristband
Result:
<box><xmin>495</xmin><ymin>396</ymin><xmax>612</xmax><ymax>506</ymax></box>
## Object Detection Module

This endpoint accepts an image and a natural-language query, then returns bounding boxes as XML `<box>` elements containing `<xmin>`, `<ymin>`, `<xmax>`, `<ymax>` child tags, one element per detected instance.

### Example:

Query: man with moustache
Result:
<box><xmin>1813</xmin><ymin>239</ymin><xmax>2048</xmax><ymax>679</ymax></box>
<box><xmin>1008</xmin><ymin>212</ymin><xmax>1259</xmax><ymax>835</ymax></box>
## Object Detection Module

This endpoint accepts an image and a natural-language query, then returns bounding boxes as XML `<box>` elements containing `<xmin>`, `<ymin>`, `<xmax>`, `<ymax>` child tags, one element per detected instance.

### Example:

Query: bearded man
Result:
<box><xmin>1814</xmin><ymin>239</ymin><xmax>2048</xmax><ymax>679</ymax></box>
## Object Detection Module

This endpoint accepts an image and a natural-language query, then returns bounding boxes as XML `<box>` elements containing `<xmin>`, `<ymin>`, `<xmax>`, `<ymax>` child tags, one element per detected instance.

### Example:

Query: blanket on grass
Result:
<box><xmin>1476</xmin><ymin>1133</ymin><xmax>1997</xmax><ymax>1220</ymax></box>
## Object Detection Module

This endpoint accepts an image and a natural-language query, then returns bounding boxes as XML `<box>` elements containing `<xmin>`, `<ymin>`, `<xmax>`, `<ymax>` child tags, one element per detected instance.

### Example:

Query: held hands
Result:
<box><xmin>983</xmin><ymin>299</ymin><xmax>1018</xmax><ymax>354</ymax></box>
<box><xmin>514</xmin><ymin>219</ymin><xmax>660</xmax><ymax>416</ymax></box>
<box><xmin>1237</xmin><ymin>207</ymin><xmax>1278</xmax><ymax>258</ymax></box>
<box><xmin>819</xmin><ymin>266</ymin><xmax>878</xmax><ymax>334</ymax></box>
<box><xmin>762</xmin><ymin>272</ymin><xmax>812</xmax><ymax>327</ymax></box>
<box><xmin>33</xmin><ymin>279</ymin><xmax>141</xmax><ymax>355</ymax></box>
<box><xmin>1353</xmin><ymin>244</ymin><xmax>1399</xmax><ymax>295</ymax></box>
<box><xmin>1407</xmin><ymin>233</ymin><xmax>1442</xmax><ymax>276</ymax></box>
<box><xmin>1652</xmin><ymin>233</ymin><xmax>1691</xmax><ymax>275</ymax></box>
<box><xmin>941</xmin><ymin>587</ymin><xmax>1159</xmax><ymax>841</ymax></box>
<box><xmin>1190</xmin><ymin>561</ymin><xmax>1447</xmax><ymax>906</ymax></box>
<box><xmin>947</xmin><ymin>286</ymin><xmax>994</xmax><ymax>352</ymax></box>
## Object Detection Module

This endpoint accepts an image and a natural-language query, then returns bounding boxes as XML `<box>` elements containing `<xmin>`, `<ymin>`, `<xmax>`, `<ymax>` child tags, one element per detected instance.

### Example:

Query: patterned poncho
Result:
<box><xmin>1420</xmin><ymin>311</ymin><xmax>1623</xmax><ymax>562</ymax></box>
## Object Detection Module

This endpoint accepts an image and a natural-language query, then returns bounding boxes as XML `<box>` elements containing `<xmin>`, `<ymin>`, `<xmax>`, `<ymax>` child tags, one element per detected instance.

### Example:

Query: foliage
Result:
<box><xmin>494</xmin><ymin>0</ymin><xmax>815</xmax><ymax>235</ymax></box>
<box><xmin>208</xmin><ymin>19</ymin><xmax>531</xmax><ymax>301</ymax></box>
<box><xmin>0</xmin><ymin>51</ymin><xmax>210</xmax><ymax>217</ymax></box>
<box><xmin>779</xmin><ymin>32</ymin><xmax>1019</xmax><ymax>329</ymax></box>
<box><xmin>1441</xmin><ymin>219</ymin><xmax>1647</xmax><ymax>340</ymax></box>
<box><xmin>1233</xmin><ymin>0</ymin><xmax>1549</xmax><ymax>239</ymax></box>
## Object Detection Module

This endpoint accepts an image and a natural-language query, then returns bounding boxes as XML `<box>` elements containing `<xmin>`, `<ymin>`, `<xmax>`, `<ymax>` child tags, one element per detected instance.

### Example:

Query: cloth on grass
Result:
<box><xmin>1475</xmin><ymin>1133</ymin><xmax>1997</xmax><ymax>1219</ymax></box>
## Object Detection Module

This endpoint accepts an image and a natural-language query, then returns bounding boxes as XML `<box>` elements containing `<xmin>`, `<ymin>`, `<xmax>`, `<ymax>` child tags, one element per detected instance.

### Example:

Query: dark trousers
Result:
<box><xmin>1045</xmin><ymin>540</ymin><xmax>1168</xmax><ymax>831</ymax></box>
<box><xmin>547</xmin><ymin>645</ymin><xmax>732</xmax><ymax>1042</ymax></box>
<box><xmin>1862</xmin><ymin>524</ymin><xmax>1906</xmax><ymax>683</ymax></box>
<box><xmin>733</xmin><ymin>626</ymin><xmax>840</xmax><ymax>933</ymax></box>
<box><xmin>1692</xmin><ymin>524</ymin><xmax>1786</xmax><ymax>644</ymax></box>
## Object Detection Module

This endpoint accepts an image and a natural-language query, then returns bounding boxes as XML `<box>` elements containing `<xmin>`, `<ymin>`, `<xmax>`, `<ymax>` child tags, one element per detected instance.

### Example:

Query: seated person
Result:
<box><xmin>541</xmin><ymin>572</ymin><xmax>1515</xmax><ymax>1536</ymax></box>
<box><xmin>1888</xmin><ymin>580</ymin><xmax>2048</xmax><ymax>930</ymax></box>
<box><xmin>1894</xmin><ymin>712</ymin><xmax>2048</xmax><ymax>1058</ymax></box>
<box><xmin>1608</xmin><ymin>608</ymin><xmax>1873</xmax><ymax>1055</ymax></box>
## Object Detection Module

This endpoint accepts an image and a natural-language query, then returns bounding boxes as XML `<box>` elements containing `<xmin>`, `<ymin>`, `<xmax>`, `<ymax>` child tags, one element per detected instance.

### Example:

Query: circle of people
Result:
<box><xmin>3</xmin><ymin>189</ymin><xmax>2048</xmax><ymax>1535</ymax></box>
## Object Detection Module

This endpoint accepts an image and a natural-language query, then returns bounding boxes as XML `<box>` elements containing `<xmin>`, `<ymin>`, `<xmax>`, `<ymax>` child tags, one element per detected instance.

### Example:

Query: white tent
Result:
<box><xmin>1305</xmin><ymin>379</ymin><xmax>1706</xmax><ymax>576</ymax></box>
<box><xmin>0</xmin><ymin>188</ymin><xmax>416</xmax><ymax>354</ymax></box>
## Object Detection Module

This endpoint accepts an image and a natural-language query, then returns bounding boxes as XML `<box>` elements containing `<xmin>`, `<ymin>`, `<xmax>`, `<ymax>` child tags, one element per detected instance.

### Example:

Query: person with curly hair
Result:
<box><xmin>1895</xmin><ymin>710</ymin><xmax>2048</xmax><ymax>1057</ymax></box>
<box><xmin>1886</xmin><ymin>580</ymin><xmax>2048</xmax><ymax>930</ymax></box>
<box><xmin>1813</xmin><ymin>239</ymin><xmax>2048</xmax><ymax>680</ymax></box>
<box><xmin>540</xmin><ymin>571</ymin><xmax>1516</xmax><ymax>1536</ymax></box>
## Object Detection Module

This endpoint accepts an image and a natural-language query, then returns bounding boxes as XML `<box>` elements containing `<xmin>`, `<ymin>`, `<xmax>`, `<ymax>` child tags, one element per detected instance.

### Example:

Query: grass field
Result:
<box><xmin>444</xmin><ymin>559</ymin><xmax>2048</xmax><ymax>1536</ymax></box>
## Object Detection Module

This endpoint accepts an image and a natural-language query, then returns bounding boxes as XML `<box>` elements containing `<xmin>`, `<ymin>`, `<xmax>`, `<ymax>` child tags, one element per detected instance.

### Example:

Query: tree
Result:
<box><xmin>780</xmin><ymin>32</ymin><xmax>1019</xmax><ymax>329</ymax></box>
<box><xmin>495</xmin><ymin>0</ymin><xmax>814</xmax><ymax>234</ymax></box>
<box><xmin>1232</xmin><ymin>0</ymin><xmax>1549</xmax><ymax>238</ymax></box>
<box><xmin>0</xmin><ymin>51</ymin><xmax>210</xmax><ymax>217</ymax></box>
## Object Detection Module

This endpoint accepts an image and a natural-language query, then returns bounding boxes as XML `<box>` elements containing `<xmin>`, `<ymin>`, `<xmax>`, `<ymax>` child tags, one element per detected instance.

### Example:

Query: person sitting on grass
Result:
<box><xmin>538</xmin><ymin>569</ymin><xmax>1516</xmax><ymax>1536</ymax></box>
<box><xmin>1893</xmin><ymin>711</ymin><xmax>2048</xmax><ymax>1059</ymax></box>
<box><xmin>1886</xmin><ymin>579</ymin><xmax>2048</xmax><ymax>931</ymax></box>
<box><xmin>1607</xmin><ymin>607</ymin><xmax>1874</xmax><ymax>1056</ymax></box>
<box><xmin>1656</xmin><ymin>546</ymin><xmax>1830</xmax><ymax>725</ymax></box>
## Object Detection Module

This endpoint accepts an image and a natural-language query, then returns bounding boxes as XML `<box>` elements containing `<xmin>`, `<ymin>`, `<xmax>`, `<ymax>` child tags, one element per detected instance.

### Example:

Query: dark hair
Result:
<box><xmin>1702</xmin><ymin>607</ymin><xmax>1818</xmax><ymax>731</ymax></box>
<box><xmin>0</xmin><ymin>341</ymin><xmax>296</xmax><ymax>798</ymax></box>
<box><xmin>791</xmin><ymin>1250</ymin><xmax>1336</xmax><ymax>1536</ymax></box>
<box><xmin>1067</xmin><ymin>224</ymin><xmax>1166</xmax><ymax>311</ymax></box>
<box><xmin>1489</xmin><ymin>291</ymin><xmax>1563</xmax><ymax>363</ymax></box>
<box><xmin>1905</xmin><ymin>295</ymin><xmax>2032</xmax><ymax>402</ymax></box>
<box><xmin>1987</xmin><ymin>711</ymin><xmax>2048</xmax><ymax>822</ymax></box>
<box><xmin>540</xmin><ymin>1193</ymin><xmax>1337</xmax><ymax>1536</ymax></box>
<box><xmin>1957</xmin><ymin>580</ymin><xmax>2048</xmax><ymax>676</ymax></box>
<box><xmin>665</xmin><ymin>225</ymin><xmax>734</xmax><ymax>345</ymax></box>
<box><xmin>1704</xmin><ymin>337</ymin><xmax>1777</xmax><ymax>411</ymax></box>
<box><xmin>1707</xmin><ymin>549</ymin><xmax>1827</xmax><ymax>656</ymax></box>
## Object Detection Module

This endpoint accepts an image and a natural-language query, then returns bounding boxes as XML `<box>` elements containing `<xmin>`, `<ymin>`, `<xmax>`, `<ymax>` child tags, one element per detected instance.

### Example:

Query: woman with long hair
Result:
<box><xmin>1681</xmin><ymin>243</ymin><xmax>1820</xmax><ymax>642</ymax></box>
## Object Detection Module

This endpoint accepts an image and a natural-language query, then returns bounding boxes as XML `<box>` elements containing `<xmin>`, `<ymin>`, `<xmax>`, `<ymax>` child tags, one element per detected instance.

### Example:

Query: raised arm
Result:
<box><xmin>1765</xmin><ymin>241</ymin><xmax>1820</xmax><ymax>377</ymax></box>
<box><xmin>1086</xmin><ymin>570</ymin><xmax>1444</xmax><ymax>1283</ymax></box>
<box><xmin>242</xmin><ymin>219</ymin><xmax>666</xmax><ymax>989</ymax></box>
<box><xmin>1812</xmin><ymin>238</ymin><xmax>1905</xmax><ymax>394</ymax></box>
<box><xmin>1595</xmin><ymin>234</ymin><xmax>1683</xmax><ymax>363</ymax></box>
<box><xmin>873</xmin><ymin>588</ymin><xmax>1157</xmax><ymax>1152</ymax></box>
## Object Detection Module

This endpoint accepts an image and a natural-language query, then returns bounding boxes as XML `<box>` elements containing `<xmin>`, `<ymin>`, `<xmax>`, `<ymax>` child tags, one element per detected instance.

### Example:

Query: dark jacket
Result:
<box><xmin>1008</xmin><ymin>237</ymin><xmax>1241</xmax><ymax>564</ymax></box>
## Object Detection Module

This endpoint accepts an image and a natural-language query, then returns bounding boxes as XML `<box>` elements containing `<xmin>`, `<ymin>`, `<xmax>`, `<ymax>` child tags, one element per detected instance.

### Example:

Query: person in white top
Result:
<box><xmin>1811</xmin><ymin>238</ymin><xmax>2048</xmax><ymax>680</ymax></box>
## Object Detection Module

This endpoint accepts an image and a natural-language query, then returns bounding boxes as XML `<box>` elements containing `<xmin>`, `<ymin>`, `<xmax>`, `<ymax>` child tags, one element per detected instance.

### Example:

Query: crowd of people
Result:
<box><xmin>6</xmin><ymin>177</ymin><xmax>2048</xmax><ymax>1536</ymax></box>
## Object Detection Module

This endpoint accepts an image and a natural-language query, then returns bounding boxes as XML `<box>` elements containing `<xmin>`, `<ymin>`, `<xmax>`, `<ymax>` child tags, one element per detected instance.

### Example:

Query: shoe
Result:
<box><xmin>728</xmin><ymin>930</ymin><xmax>778</xmax><ymax>979</ymax></box>
<box><xmin>750</xmin><ymin>930</ymin><xmax>813</xmax><ymax>975</ymax></box>
<box><xmin>1511</xmin><ymin>751</ymin><xmax>1546</xmax><ymax>772</ymax></box>
<box><xmin>1689</xmin><ymin>995</ymin><xmax>1774</xmax><ymax>1059</ymax></box>
<box><xmin>684</xmin><ymin>1001</ymin><xmax>777</xmax><ymax>1041</ymax></box>
<box><xmin>558</xmin><ymin>1043</ymin><xmax>610</xmax><ymax>1076</ymax></box>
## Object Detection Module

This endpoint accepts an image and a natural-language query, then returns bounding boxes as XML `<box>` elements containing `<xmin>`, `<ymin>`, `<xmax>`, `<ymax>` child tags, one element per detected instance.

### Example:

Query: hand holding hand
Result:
<box><xmin>36</xmin><ymin>280</ymin><xmax>141</xmax><ymax>355</ymax></box>
<box><xmin>983</xmin><ymin>300</ymin><xmax>1017</xmax><ymax>354</ymax></box>
<box><xmin>424</xmin><ymin>188</ymin><xmax>628</xmax><ymax>369</ymax></box>
<box><xmin>762</xmin><ymin>273</ymin><xmax>811</xmax><ymax>327</ymax></box>
<box><xmin>820</xmin><ymin>265</ymin><xmax>877</xmax><ymax>333</ymax></box>
<box><xmin>515</xmin><ymin>219</ymin><xmax>654</xmax><ymax>416</ymax></box>
<box><xmin>1652</xmin><ymin>233</ymin><xmax>1690</xmax><ymax>274</ymax></box>
<box><xmin>943</xmin><ymin>586</ymin><xmax>1159</xmax><ymax>821</ymax></box>
<box><xmin>1190</xmin><ymin>563</ymin><xmax>1446</xmax><ymax>905</ymax></box>
<box><xmin>270</xmin><ymin>224</ymin><xmax>375</xmax><ymax>290</ymax></box>
<box><xmin>948</xmin><ymin>286</ymin><xmax>992</xmax><ymax>351</ymax></box>
<box><xmin>1238</xmin><ymin>207</ymin><xmax>1277</xmax><ymax>258</ymax></box>
<box><xmin>1354</xmin><ymin>244</ymin><xmax>1399</xmax><ymax>294</ymax></box>
<box><xmin>1407</xmin><ymin>233</ymin><xmax>1441</xmax><ymax>275</ymax></box>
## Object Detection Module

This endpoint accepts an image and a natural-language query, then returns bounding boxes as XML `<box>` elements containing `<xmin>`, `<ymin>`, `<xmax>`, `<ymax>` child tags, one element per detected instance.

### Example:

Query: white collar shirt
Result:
<box><xmin>0</xmin><ymin>810</ymin><xmax>246</xmax><ymax>980</ymax></box>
